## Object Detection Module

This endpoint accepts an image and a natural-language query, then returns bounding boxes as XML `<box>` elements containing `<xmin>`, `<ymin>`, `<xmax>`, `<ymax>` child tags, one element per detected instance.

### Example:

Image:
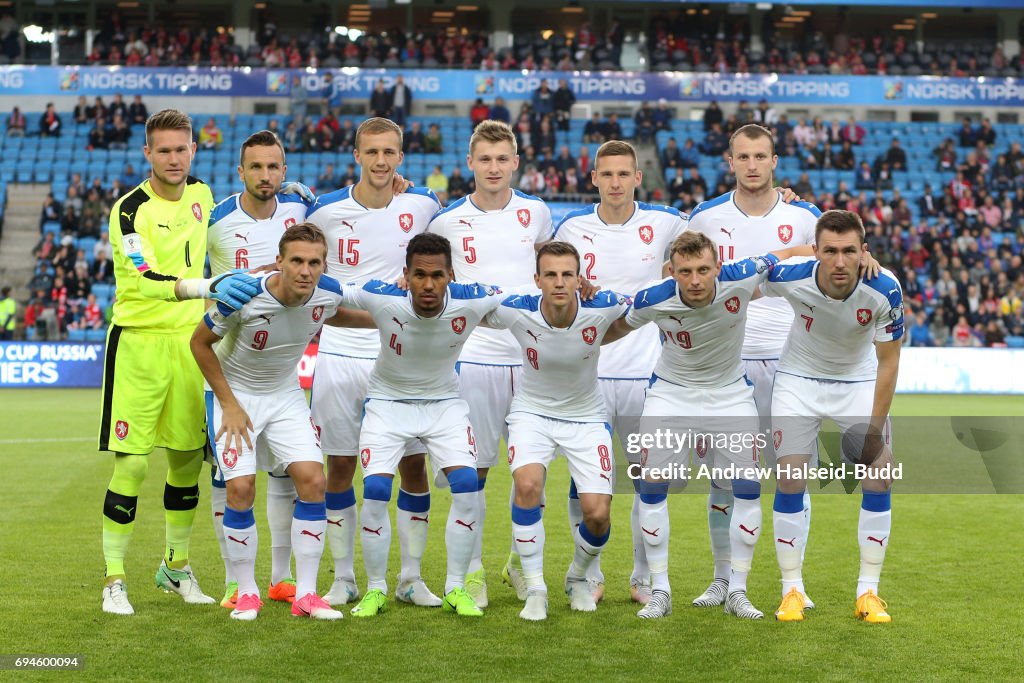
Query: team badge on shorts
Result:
<box><xmin>581</xmin><ymin>326</ymin><xmax>598</xmax><ymax>345</ymax></box>
<box><xmin>517</xmin><ymin>209</ymin><xmax>531</xmax><ymax>227</ymax></box>
<box><xmin>507</xmin><ymin>445</ymin><xmax>515</xmax><ymax>465</ymax></box>
<box><xmin>777</xmin><ymin>224</ymin><xmax>793</xmax><ymax>244</ymax></box>
<box><xmin>451</xmin><ymin>316</ymin><xmax>467</xmax><ymax>334</ymax></box>
<box><xmin>399</xmin><ymin>213</ymin><xmax>414</xmax><ymax>232</ymax></box>
<box><xmin>284</xmin><ymin>218</ymin><xmax>296</xmax><ymax>228</ymax></box>
<box><xmin>192</xmin><ymin>202</ymin><xmax>203</xmax><ymax>221</ymax></box>
<box><xmin>724</xmin><ymin>296</ymin><xmax>741</xmax><ymax>313</ymax></box>
<box><xmin>312</xmin><ymin>305</ymin><xmax>324</xmax><ymax>322</ymax></box>
<box><xmin>773</xmin><ymin>430</ymin><xmax>783</xmax><ymax>450</ymax></box>
<box><xmin>640</xmin><ymin>447</ymin><xmax>649</xmax><ymax>466</ymax></box>
<box><xmin>115</xmin><ymin>420</ymin><xmax>129</xmax><ymax>440</ymax></box>
<box><xmin>695</xmin><ymin>435</ymin><xmax>709</xmax><ymax>459</ymax></box>
<box><xmin>222</xmin><ymin>447</ymin><xmax>238</xmax><ymax>469</ymax></box>
<box><xmin>360</xmin><ymin>448</ymin><xmax>371</xmax><ymax>467</ymax></box>
<box><xmin>857</xmin><ymin>308</ymin><xmax>873</xmax><ymax>325</ymax></box>
<box><xmin>638</xmin><ymin>225</ymin><xmax>654</xmax><ymax>244</ymax></box>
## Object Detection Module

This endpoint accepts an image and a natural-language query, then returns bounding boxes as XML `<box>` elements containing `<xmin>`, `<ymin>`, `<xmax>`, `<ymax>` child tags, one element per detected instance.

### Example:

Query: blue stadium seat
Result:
<box><xmin>67</xmin><ymin>328</ymin><xmax>87</xmax><ymax>342</ymax></box>
<box><xmin>86</xmin><ymin>328</ymin><xmax>109</xmax><ymax>343</ymax></box>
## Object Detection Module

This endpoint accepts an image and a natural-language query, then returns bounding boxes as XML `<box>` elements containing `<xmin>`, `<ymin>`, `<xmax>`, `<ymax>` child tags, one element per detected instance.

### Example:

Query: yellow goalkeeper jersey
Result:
<box><xmin>108</xmin><ymin>177</ymin><xmax>214</xmax><ymax>332</ymax></box>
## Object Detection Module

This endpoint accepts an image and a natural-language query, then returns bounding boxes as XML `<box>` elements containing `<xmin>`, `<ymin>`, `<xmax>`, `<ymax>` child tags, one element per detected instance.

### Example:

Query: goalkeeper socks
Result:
<box><xmin>774</xmin><ymin>491</ymin><xmax>807</xmax><ymax>597</ymax></box>
<box><xmin>857</xmin><ymin>491</ymin><xmax>891</xmax><ymax>598</ymax></box>
<box><xmin>102</xmin><ymin>453</ymin><xmax>149</xmax><ymax>579</ymax></box>
<box><xmin>223</xmin><ymin>506</ymin><xmax>258</xmax><ymax>597</ymax></box>
<box><xmin>512</xmin><ymin>505</ymin><xmax>546</xmax><ymax>593</ymax></box>
<box><xmin>728</xmin><ymin>481</ymin><xmax>762</xmax><ymax>594</ymax></box>
<box><xmin>396</xmin><ymin>489</ymin><xmax>430</xmax><ymax>584</ymax></box>
<box><xmin>326</xmin><ymin>488</ymin><xmax>357</xmax><ymax>583</ymax></box>
<box><xmin>708</xmin><ymin>487</ymin><xmax>733</xmax><ymax>582</ymax></box>
<box><xmin>292</xmin><ymin>500</ymin><xmax>327</xmax><ymax>599</ymax></box>
<box><xmin>164</xmin><ymin>448</ymin><xmax>204</xmax><ymax>568</ymax></box>
<box><xmin>466</xmin><ymin>478</ymin><xmax>486</xmax><ymax>574</ymax></box>
<box><xmin>209</xmin><ymin>468</ymin><xmax>232</xmax><ymax>584</ymax></box>
<box><xmin>267</xmin><ymin>473</ymin><xmax>296</xmax><ymax>584</ymax></box>
<box><xmin>569</xmin><ymin>521</ymin><xmax>610</xmax><ymax>579</ymax></box>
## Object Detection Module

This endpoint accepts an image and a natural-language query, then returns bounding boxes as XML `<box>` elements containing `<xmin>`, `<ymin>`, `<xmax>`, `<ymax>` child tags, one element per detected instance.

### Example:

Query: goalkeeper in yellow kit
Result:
<box><xmin>99</xmin><ymin>109</ymin><xmax>260</xmax><ymax>615</ymax></box>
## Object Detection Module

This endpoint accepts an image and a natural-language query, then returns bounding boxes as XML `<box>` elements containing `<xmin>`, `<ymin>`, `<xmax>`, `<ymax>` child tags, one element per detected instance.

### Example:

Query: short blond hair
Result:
<box><xmin>355</xmin><ymin>117</ymin><xmax>403</xmax><ymax>149</ymax></box>
<box><xmin>469</xmin><ymin>120</ymin><xmax>518</xmax><ymax>155</ymax></box>
<box><xmin>145</xmin><ymin>108</ymin><xmax>193</xmax><ymax>147</ymax></box>
<box><xmin>595</xmin><ymin>140</ymin><xmax>637</xmax><ymax>170</ymax></box>
<box><xmin>669</xmin><ymin>231</ymin><xmax>718</xmax><ymax>262</ymax></box>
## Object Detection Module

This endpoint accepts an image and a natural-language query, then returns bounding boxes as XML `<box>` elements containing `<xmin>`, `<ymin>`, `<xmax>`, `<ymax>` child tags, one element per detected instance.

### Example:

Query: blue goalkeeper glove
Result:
<box><xmin>281</xmin><ymin>181</ymin><xmax>316</xmax><ymax>203</ymax></box>
<box><xmin>208</xmin><ymin>271</ymin><xmax>260</xmax><ymax>310</ymax></box>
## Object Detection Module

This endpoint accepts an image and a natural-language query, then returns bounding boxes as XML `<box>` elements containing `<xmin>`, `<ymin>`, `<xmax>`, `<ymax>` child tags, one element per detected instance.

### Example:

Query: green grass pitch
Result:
<box><xmin>0</xmin><ymin>389</ymin><xmax>1020</xmax><ymax>681</ymax></box>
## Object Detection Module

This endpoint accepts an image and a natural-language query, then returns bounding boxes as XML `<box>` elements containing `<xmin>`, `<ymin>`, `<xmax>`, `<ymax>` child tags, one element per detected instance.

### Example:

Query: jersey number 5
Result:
<box><xmin>462</xmin><ymin>236</ymin><xmax>477</xmax><ymax>264</ymax></box>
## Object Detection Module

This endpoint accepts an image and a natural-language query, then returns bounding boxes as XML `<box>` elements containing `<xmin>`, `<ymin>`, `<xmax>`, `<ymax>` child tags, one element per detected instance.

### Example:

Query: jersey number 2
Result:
<box><xmin>583</xmin><ymin>253</ymin><xmax>596</xmax><ymax>280</ymax></box>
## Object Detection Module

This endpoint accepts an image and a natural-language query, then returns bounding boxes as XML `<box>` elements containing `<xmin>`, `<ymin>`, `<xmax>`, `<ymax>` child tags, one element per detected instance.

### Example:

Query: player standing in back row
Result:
<box><xmin>99</xmin><ymin>109</ymin><xmax>260</xmax><ymax>615</ymax></box>
<box><xmin>305</xmin><ymin>117</ymin><xmax>444</xmax><ymax>608</ymax></box>
<box><xmin>427</xmin><ymin>120</ymin><xmax>553</xmax><ymax>607</ymax></box>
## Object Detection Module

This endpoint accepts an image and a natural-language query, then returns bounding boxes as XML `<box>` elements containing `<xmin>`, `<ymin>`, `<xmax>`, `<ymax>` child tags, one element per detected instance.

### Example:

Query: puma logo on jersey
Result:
<box><xmin>581</xmin><ymin>234</ymin><xmax>595</xmax><ymax>244</ymax></box>
<box><xmin>341</xmin><ymin>220</ymin><xmax>356</xmax><ymax>231</ymax></box>
<box><xmin>458</xmin><ymin>219</ymin><xmax>475</xmax><ymax>229</ymax></box>
<box><xmin>257</xmin><ymin>314</ymin><xmax>274</xmax><ymax>325</ymax></box>
<box><xmin>720</xmin><ymin>227</ymin><xmax>734</xmax><ymax>238</ymax></box>
<box><xmin>392</xmin><ymin>317</ymin><xmax>408</xmax><ymax>330</ymax></box>
<box><xmin>234</xmin><ymin>232</ymin><xmax>249</xmax><ymax>243</ymax></box>
<box><xmin>526</xmin><ymin>330</ymin><xmax>541</xmax><ymax>343</ymax></box>
<box><xmin>157</xmin><ymin>223</ymin><xmax>171</xmax><ymax>231</ymax></box>
<box><xmin>120</xmin><ymin>211</ymin><xmax>134</xmax><ymax>221</ymax></box>
<box><xmin>800</xmin><ymin>301</ymin><xmax>815</xmax><ymax>312</ymax></box>
<box><xmin>668</xmin><ymin>315</ymin><xmax>685</xmax><ymax>326</ymax></box>
<box><xmin>374</xmin><ymin>283</ymin><xmax>388</xmax><ymax>291</ymax></box>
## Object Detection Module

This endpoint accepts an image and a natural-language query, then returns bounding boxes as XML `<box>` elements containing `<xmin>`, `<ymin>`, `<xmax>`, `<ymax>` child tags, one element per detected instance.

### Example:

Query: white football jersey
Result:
<box><xmin>688</xmin><ymin>191</ymin><xmax>820</xmax><ymax>359</ymax></box>
<box><xmin>341</xmin><ymin>280</ymin><xmax>503</xmax><ymax>400</ymax></box>
<box><xmin>762</xmin><ymin>260</ymin><xmax>904</xmax><ymax>381</ymax></box>
<box><xmin>627</xmin><ymin>254</ymin><xmax>779</xmax><ymax>388</ymax></box>
<box><xmin>429</xmin><ymin>190</ymin><xmax>553</xmax><ymax>365</ymax></box>
<box><xmin>553</xmin><ymin>201</ymin><xmax>689</xmax><ymax>379</ymax></box>
<box><xmin>204</xmin><ymin>273</ymin><xmax>343</xmax><ymax>394</ymax></box>
<box><xmin>208</xmin><ymin>192</ymin><xmax>309</xmax><ymax>276</ymax></box>
<box><xmin>306</xmin><ymin>186</ymin><xmax>442</xmax><ymax>358</ymax></box>
<box><xmin>487</xmin><ymin>290</ymin><xmax>630</xmax><ymax>422</ymax></box>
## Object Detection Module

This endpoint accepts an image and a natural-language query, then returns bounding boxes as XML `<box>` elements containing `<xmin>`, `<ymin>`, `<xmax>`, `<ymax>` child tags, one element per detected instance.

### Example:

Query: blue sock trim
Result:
<box><xmin>447</xmin><ymin>467</ymin><xmax>478</xmax><ymax>494</ymax></box>
<box><xmin>210</xmin><ymin>467</ymin><xmax>226</xmax><ymax>489</ymax></box>
<box><xmin>631</xmin><ymin>477</ymin><xmax>645</xmax><ymax>494</ymax></box>
<box><xmin>397</xmin><ymin>489</ymin><xmax>430</xmax><ymax>513</ymax></box>
<box><xmin>861</xmin><ymin>490</ymin><xmax>891</xmax><ymax>512</ymax></box>
<box><xmin>223</xmin><ymin>506</ymin><xmax>255</xmax><ymax>529</ymax></box>
<box><xmin>568</xmin><ymin>479</ymin><xmax>579</xmax><ymax>500</ymax></box>
<box><xmin>476</xmin><ymin>476</ymin><xmax>488</xmax><ymax>492</ymax></box>
<box><xmin>579</xmin><ymin>521</ymin><xmax>610</xmax><ymax>547</ymax></box>
<box><xmin>294</xmin><ymin>499</ymin><xmax>327</xmax><ymax>521</ymax></box>
<box><xmin>773</xmin><ymin>491</ymin><xmax>805</xmax><ymax>513</ymax></box>
<box><xmin>326</xmin><ymin>488</ymin><xmax>356</xmax><ymax>511</ymax></box>
<box><xmin>511</xmin><ymin>504</ymin><xmax>542</xmax><ymax>526</ymax></box>
<box><xmin>363</xmin><ymin>475</ymin><xmax>393</xmax><ymax>503</ymax></box>
<box><xmin>732</xmin><ymin>479</ymin><xmax>761</xmax><ymax>500</ymax></box>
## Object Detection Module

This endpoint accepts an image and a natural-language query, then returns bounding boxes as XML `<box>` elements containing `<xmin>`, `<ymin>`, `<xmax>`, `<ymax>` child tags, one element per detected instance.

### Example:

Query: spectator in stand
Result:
<box><xmin>634</xmin><ymin>101</ymin><xmax>655</xmax><ymax>143</ymax></box>
<box><xmin>470</xmin><ymin>98</ymin><xmax>490</xmax><ymax>129</ymax></box>
<box><xmin>109</xmin><ymin>93</ymin><xmax>128</xmax><ymax>121</ymax></box>
<box><xmin>577</xmin><ymin>145</ymin><xmax>592</xmax><ymax>181</ymax></box>
<box><xmin>301</xmin><ymin>120</ymin><xmax>319</xmax><ymax>152</ymax></box>
<box><xmin>793</xmin><ymin>172</ymin><xmax>814</xmax><ymax>198</ymax></box>
<box><xmin>984</xmin><ymin>320</ymin><xmax>1006</xmax><ymax>347</ymax></box>
<box><xmin>552</xmin><ymin>145</ymin><xmax>576</xmax><ymax>174</ymax></box>
<box><xmin>531</xmin><ymin>79</ymin><xmax>554</xmax><ymax>123</ymax></box>
<box><xmin>907</xmin><ymin>311</ymin><xmax>934</xmax><ymax>347</ymax></box>
<box><xmin>979</xmin><ymin>196</ymin><xmax>1003</xmax><ymax>229</ymax></box>
<box><xmin>5</xmin><ymin>105</ymin><xmax>25</xmax><ymax>137</ymax></box>
<box><xmin>87</xmin><ymin>97</ymin><xmax>108</xmax><ymax>121</ymax></box>
<box><xmin>735</xmin><ymin>100</ymin><xmax>754</xmax><ymax>124</ymax></box>
<box><xmin>39</xmin><ymin>194</ymin><xmax>62</xmax><ymax>231</ymax></box>
<box><xmin>448</xmin><ymin>166</ymin><xmax>469</xmax><ymax>200</ymax></box>
<box><xmin>108</xmin><ymin>114</ymin><xmax>131</xmax><ymax>149</ymax></box>
<box><xmin>128</xmin><ymin>95</ymin><xmax>148</xmax><ymax>125</ymax></box>
<box><xmin>425</xmin><ymin>164</ymin><xmax>448</xmax><ymax>204</ymax></box>
<box><xmin>73</xmin><ymin>96</ymin><xmax>90</xmax><ymax>124</ymax></box>
<box><xmin>424</xmin><ymin>122</ymin><xmax>443</xmax><ymax>153</ymax></box>
<box><xmin>389</xmin><ymin>75</ymin><xmax>412</xmax><ymax>127</ymax></box>
<box><xmin>563</xmin><ymin>166</ymin><xmax>580</xmax><ymax>196</ymax></box>
<box><xmin>198</xmin><ymin>117</ymin><xmax>223</xmax><ymax>149</ymax></box>
<box><xmin>83</xmin><ymin>293</ymin><xmax>104</xmax><ymax>330</ymax></box>
<box><xmin>518</xmin><ymin>164</ymin><xmax>545</xmax><ymax>195</ymax></box>
<box><xmin>119</xmin><ymin>163</ymin><xmax>141</xmax><ymax>188</ymax></box>
<box><xmin>835</xmin><ymin>140</ymin><xmax>856</xmax><ymax>170</ymax></box>
<box><xmin>603</xmin><ymin>113</ymin><xmax>623</xmax><ymax>141</ymax></box>
<box><xmin>404</xmin><ymin>121</ymin><xmax>426</xmax><ymax>154</ymax></box>
<box><xmin>369</xmin><ymin>79</ymin><xmax>391</xmax><ymax>119</ymax></box>
<box><xmin>958</xmin><ymin>117</ymin><xmax>976</xmax><ymax>148</ymax></box>
<box><xmin>668</xmin><ymin>166</ymin><xmax>687</xmax><ymax>210</ymax></box>
<box><xmin>316</xmin><ymin>110</ymin><xmax>340</xmax><ymax>151</ymax></box>
<box><xmin>535</xmin><ymin>117</ymin><xmax>556</xmax><ymax>157</ymax></box>
<box><xmin>701</xmin><ymin>122</ymin><xmax>728</xmax><ymax>156</ymax></box>
<box><xmin>660</xmin><ymin>137</ymin><xmax>682</xmax><ymax>174</ymax></box>
<box><xmin>39</xmin><ymin>103</ymin><xmax>62</xmax><ymax>137</ymax></box>
<box><xmin>840</xmin><ymin>116</ymin><xmax>865</xmax><ymax>145</ymax></box>
<box><xmin>753</xmin><ymin>99</ymin><xmax>778</xmax><ymax>126</ymax></box>
<box><xmin>282</xmin><ymin>120</ymin><xmax>301</xmax><ymax>154</ymax></box>
<box><xmin>94</xmin><ymin>231</ymin><xmax>113</xmax><ymax>261</ymax></box>
<box><xmin>90</xmin><ymin>249</ymin><xmax>114</xmax><ymax>284</ymax></box>
<box><xmin>553</xmin><ymin>79</ymin><xmax>575</xmax><ymax>132</ymax></box>
<box><xmin>680</xmin><ymin>166</ymin><xmax>707</xmax><ymax>208</ymax></box>
<box><xmin>489</xmin><ymin>97</ymin><xmax>511</xmax><ymax>124</ymax></box>
<box><xmin>317</xmin><ymin>163</ymin><xmax>338</xmax><ymax>191</ymax></box>
<box><xmin>338</xmin><ymin>163</ymin><xmax>358</xmax><ymax>187</ymax></box>
<box><xmin>23</xmin><ymin>295</ymin><xmax>48</xmax><ymax>341</ymax></box>
<box><xmin>703</xmin><ymin>100</ymin><xmax>723</xmax><ymax>132</ymax></box>
<box><xmin>88</xmin><ymin>117</ymin><xmax>110</xmax><ymax>150</ymax></box>
<box><xmin>583</xmin><ymin>112</ymin><xmax>605</xmax><ymax>143</ymax></box>
<box><xmin>855</xmin><ymin>161</ymin><xmax>875</xmax><ymax>190</ymax></box>
<box><xmin>336</xmin><ymin>118</ymin><xmax>356</xmax><ymax>152</ymax></box>
<box><xmin>653</xmin><ymin>98</ymin><xmax>673</xmax><ymax>132</ymax></box>
<box><xmin>885</xmin><ymin>138</ymin><xmax>907</xmax><ymax>170</ymax></box>
<box><xmin>542</xmin><ymin>164</ymin><xmax>562</xmax><ymax>199</ymax></box>
<box><xmin>679</xmin><ymin>138</ymin><xmax>700</xmax><ymax>169</ymax></box>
